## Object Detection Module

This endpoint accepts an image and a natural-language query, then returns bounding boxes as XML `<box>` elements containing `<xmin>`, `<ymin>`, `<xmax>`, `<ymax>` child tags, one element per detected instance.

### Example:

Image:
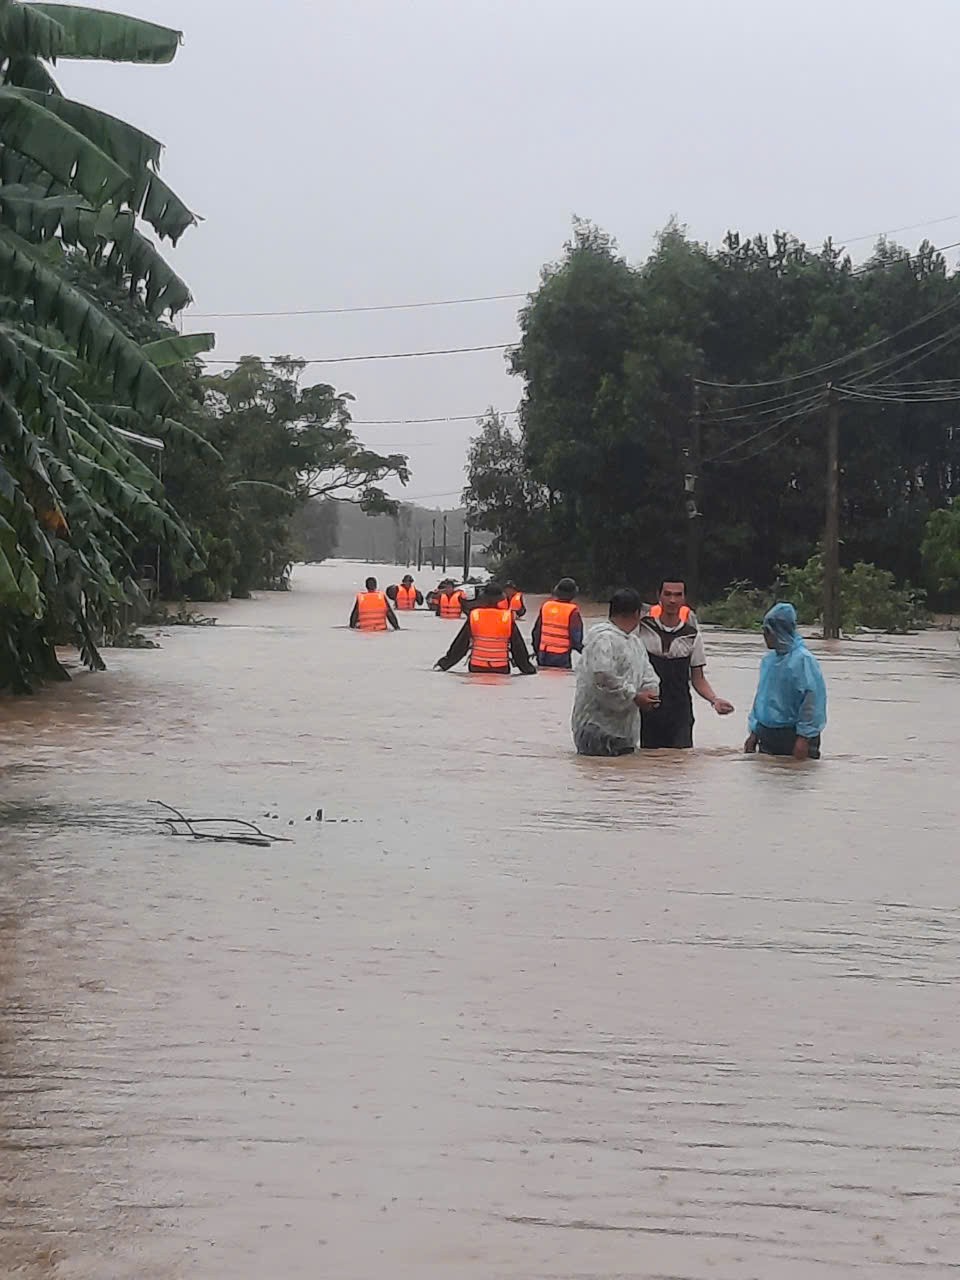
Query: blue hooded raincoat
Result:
<box><xmin>748</xmin><ymin>603</ymin><xmax>827</xmax><ymax>739</ymax></box>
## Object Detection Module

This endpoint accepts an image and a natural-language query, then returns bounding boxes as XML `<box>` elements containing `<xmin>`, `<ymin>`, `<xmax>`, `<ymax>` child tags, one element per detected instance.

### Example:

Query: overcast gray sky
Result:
<box><xmin>62</xmin><ymin>0</ymin><xmax>960</xmax><ymax>506</ymax></box>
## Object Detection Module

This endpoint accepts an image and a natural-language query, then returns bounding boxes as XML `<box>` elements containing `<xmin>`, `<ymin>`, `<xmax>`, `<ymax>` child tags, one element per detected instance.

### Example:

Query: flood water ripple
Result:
<box><xmin>1</xmin><ymin>562</ymin><xmax>959</xmax><ymax>1278</ymax></box>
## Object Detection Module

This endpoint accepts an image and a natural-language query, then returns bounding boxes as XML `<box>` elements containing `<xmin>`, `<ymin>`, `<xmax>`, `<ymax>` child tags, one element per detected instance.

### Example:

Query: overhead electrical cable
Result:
<box><xmin>696</xmin><ymin>290</ymin><xmax>960</xmax><ymax>392</ymax></box>
<box><xmin>200</xmin><ymin>342</ymin><xmax>513</xmax><ymax>367</ymax></box>
<box><xmin>702</xmin><ymin>389</ymin><xmax>829</xmax><ymax>464</ymax></box>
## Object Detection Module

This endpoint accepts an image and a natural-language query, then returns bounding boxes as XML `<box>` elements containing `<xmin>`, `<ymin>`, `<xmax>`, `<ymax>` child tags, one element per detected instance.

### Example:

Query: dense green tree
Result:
<box><xmin>162</xmin><ymin>357</ymin><xmax>410</xmax><ymax>598</ymax></box>
<box><xmin>471</xmin><ymin>219</ymin><xmax>960</xmax><ymax>599</ymax></box>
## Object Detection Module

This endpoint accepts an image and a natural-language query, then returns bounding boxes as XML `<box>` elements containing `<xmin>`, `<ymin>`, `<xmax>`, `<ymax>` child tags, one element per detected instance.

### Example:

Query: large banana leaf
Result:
<box><xmin>142</xmin><ymin>332</ymin><xmax>214</xmax><ymax>367</ymax></box>
<box><xmin>0</xmin><ymin>1</ymin><xmax>65</xmax><ymax>61</ymax></box>
<box><xmin>0</xmin><ymin>86</ymin><xmax>128</xmax><ymax>205</ymax></box>
<box><xmin>0</xmin><ymin>226</ymin><xmax>177</xmax><ymax>416</ymax></box>
<box><xmin>3</xmin><ymin>54</ymin><xmax>60</xmax><ymax>92</ymax></box>
<box><xmin>10</xmin><ymin>84</ymin><xmax>163</xmax><ymax>174</ymax></box>
<box><xmin>30</xmin><ymin>4</ymin><xmax>182</xmax><ymax>65</ymax></box>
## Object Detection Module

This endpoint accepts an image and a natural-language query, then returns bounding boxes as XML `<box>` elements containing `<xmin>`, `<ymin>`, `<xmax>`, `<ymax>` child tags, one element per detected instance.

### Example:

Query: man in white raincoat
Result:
<box><xmin>572</xmin><ymin>588</ymin><xmax>662</xmax><ymax>756</ymax></box>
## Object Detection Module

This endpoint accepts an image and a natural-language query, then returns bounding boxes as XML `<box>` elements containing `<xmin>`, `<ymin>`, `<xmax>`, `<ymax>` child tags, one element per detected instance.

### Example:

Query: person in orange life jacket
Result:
<box><xmin>433</xmin><ymin>579</ymin><xmax>468</xmax><ymax>619</ymax></box>
<box><xmin>349</xmin><ymin>576</ymin><xmax>400</xmax><ymax>632</ymax></box>
<box><xmin>637</xmin><ymin>578</ymin><xmax>734</xmax><ymax>748</ymax></box>
<box><xmin>435</xmin><ymin>582</ymin><xmax>536</xmax><ymax>675</ymax></box>
<box><xmin>531</xmin><ymin>577</ymin><xmax>584</xmax><ymax>669</ymax></box>
<box><xmin>498</xmin><ymin>581</ymin><xmax>526</xmax><ymax>619</ymax></box>
<box><xmin>387</xmin><ymin>574</ymin><xmax>424</xmax><ymax>611</ymax></box>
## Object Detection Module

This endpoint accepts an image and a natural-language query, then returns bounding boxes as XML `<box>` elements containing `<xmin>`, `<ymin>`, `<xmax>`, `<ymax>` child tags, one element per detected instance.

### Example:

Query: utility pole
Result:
<box><xmin>684</xmin><ymin>379</ymin><xmax>702</xmax><ymax>605</ymax></box>
<box><xmin>462</xmin><ymin>528</ymin><xmax>472</xmax><ymax>581</ymax></box>
<box><xmin>441</xmin><ymin>514</ymin><xmax>448</xmax><ymax>573</ymax></box>
<box><xmin>431</xmin><ymin>518</ymin><xmax>437</xmax><ymax>569</ymax></box>
<box><xmin>417</xmin><ymin>536</ymin><xmax>423</xmax><ymax>573</ymax></box>
<box><xmin>822</xmin><ymin>386</ymin><xmax>841</xmax><ymax>639</ymax></box>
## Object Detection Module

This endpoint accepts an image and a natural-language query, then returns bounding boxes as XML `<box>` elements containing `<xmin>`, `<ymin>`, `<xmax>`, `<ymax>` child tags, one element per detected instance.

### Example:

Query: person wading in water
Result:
<box><xmin>638</xmin><ymin>578</ymin><xmax>734</xmax><ymax>749</ymax></box>
<box><xmin>435</xmin><ymin>582</ymin><xmax>536</xmax><ymax>675</ymax></box>
<box><xmin>745</xmin><ymin>602</ymin><xmax>827</xmax><ymax>760</ymax></box>
<box><xmin>349</xmin><ymin>577</ymin><xmax>400</xmax><ymax>632</ymax></box>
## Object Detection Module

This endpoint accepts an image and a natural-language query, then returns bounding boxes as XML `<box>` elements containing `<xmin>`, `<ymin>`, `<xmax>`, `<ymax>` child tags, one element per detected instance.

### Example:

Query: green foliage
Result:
<box><xmin>478</xmin><ymin>218</ymin><xmax>960</xmax><ymax>600</ymax></box>
<box><xmin>780</xmin><ymin>554</ymin><xmax>926</xmax><ymax>633</ymax></box>
<box><xmin>0</xmin><ymin>1</ymin><xmax>201</xmax><ymax>692</ymax></box>
<box><xmin>703</xmin><ymin>558</ymin><xmax>926</xmax><ymax>633</ymax></box>
<box><xmin>162</xmin><ymin>357</ymin><xmax>409</xmax><ymax>600</ymax></box>
<box><xmin>921</xmin><ymin>499</ymin><xmax>960</xmax><ymax>601</ymax></box>
<box><xmin>698</xmin><ymin>581</ymin><xmax>770</xmax><ymax>630</ymax></box>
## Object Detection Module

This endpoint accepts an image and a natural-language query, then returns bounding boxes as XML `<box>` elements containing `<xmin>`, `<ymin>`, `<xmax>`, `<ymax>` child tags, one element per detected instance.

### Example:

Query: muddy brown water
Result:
<box><xmin>1</xmin><ymin>562</ymin><xmax>959</xmax><ymax>1279</ymax></box>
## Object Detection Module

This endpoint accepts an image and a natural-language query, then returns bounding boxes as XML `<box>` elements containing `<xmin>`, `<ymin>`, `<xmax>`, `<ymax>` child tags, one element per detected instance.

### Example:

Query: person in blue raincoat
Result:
<box><xmin>744</xmin><ymin>603</ymin><xmax>827</xmax><ymax>761</ymax></box>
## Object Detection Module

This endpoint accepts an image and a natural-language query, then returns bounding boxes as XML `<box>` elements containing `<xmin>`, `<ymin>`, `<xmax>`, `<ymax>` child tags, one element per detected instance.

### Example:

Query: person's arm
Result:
<box><xmin>515</xmin><ymin>598</ymin><xmax>527</xmax><ymax>620</ymax></box>
<box><xmin>510</xmin><ymin>622</ymin><xmax>536</xmax><ymax>674</ymax></box>
<box><xmin>589</xmin><ymin>634</ymin><xmax>657</xmax><ymax>707</ymax></box>
<box><xmin>415</xmin><ymin>590</ymin><xmax>424</xmax><ymax>607</ymax></box>
<box><xmin>435</xmin><ymin>620</ymin><xmax>472</xmax><ymax>670</ymax></box>
<box><xmin>531</xmin><ymin>611</ymin><xmax>542</xmax><ymax>653</ymax></box>
<box><xmin>689</xmin><ymin>632</ymin><xmax>734</xmax><ymax>715</ymax></box>
<box><xmin>386</xmin><ymin>604</ymin><xmax>400</xmax><ymax>631</ymax></box>
<box><xmin>570</xmin><ymin>608</ymin><xmax>584</xmax><ymax>653</ymax></box>
<box><xmin>385</xmin><ymin>585</ymin><xmax>399</xmax><ymax>603</ymax></box>
<box><xmin>793</xmin><ymin>654</ymin><xmax>827</xmax><ymax>757</ymax></box>
<box><xmin>349</xmin><ymin>600</ymin><xmax>359</xmax><ymax>629</ymax></box>
<box><xmin>744</xmin><ymin>659</ymin><xmax>765</xmax><ymax>751</ymax></box>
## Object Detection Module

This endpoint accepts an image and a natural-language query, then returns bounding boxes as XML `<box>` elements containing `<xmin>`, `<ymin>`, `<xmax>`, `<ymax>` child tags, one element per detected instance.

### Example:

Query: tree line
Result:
<box><xmin>464</xmin><ymin>219</ymin><xmax>960</xmax><ymax>609</ymax></box>
<box><xmin>0</xmin><ymin>3</ymin><xmax>406</xmax><ymax>692</ymax></box>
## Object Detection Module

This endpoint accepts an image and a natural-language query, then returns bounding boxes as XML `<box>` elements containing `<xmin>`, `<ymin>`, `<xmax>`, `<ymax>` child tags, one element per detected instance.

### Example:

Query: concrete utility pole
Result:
<box><xmin>684</xmin><ymin>380</ymin><xmax>702</xmax><ymax>605</ymax></box>
<box><xmin>431</xmin><ymin>518</ymin><xmax>437</xmax><ymax>569</ymax></box>
<box><xmin>417</xmin><ymin>536</ymin><xmax>423</xmax><ymax>572</ymax></box>
<box><xmin>441</xmin><ymin>515</ymin><xmax>448</xmax><ymax>573</ymax></box>
<box><xmin>822</xmin><ymin>386</ymin><xmax>841</xmax><ymax>640</ymax></box>
<box><xmin>462</xmin><ymin>529</ymin><xmax>471</xmax><ymax>581</ymax></box>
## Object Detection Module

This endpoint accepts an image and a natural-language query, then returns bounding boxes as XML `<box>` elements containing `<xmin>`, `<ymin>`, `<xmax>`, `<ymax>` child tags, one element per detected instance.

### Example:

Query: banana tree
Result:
<box><xmin>0</xmin><ymin>1</ymin><xmax>211</xmax><ymax>691</ymax></box>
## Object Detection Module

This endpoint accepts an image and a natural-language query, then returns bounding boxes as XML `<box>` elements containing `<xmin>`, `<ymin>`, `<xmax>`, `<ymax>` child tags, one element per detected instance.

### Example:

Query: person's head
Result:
<box><xmin>365</xmin><ymin>576</ymin><xmax>378</xmax><ymax>591</ymax></box>
<box><xmin>503</xmin><ymin>581</ymin><xmax>517</xmax><ymax>594</ymax></box>
<box><xmin>438</xmin><ymin>578</ymin><xmax>453</xmax><ymax>592</ymax></box>
<box><xmin>762</xmin><ymin>602</ymin><xmax>799</xmax><ymax>653</ymax></box>
<box><xmin>658</xmin><ymin>578</ymin><xmax>687</xmax><ymax>616</ymax></box>
<box><xmin>554</xmin><ymin>576</ymin><xmax>578</xmax><ymax>601</ymax></box>
<box><xmin>609</xmin><ymin>587</ymin><xmax>643</xmax><ymax>632</ymax></box>
<box><xmin>482</xmin><ymin>581</ymin><xmax>504</xmax><ymax>605</ymax></box>
<box><xmin>402</xmin><ymin>574</ymin><xmax>414</xmax><ymax>586</ymax></box>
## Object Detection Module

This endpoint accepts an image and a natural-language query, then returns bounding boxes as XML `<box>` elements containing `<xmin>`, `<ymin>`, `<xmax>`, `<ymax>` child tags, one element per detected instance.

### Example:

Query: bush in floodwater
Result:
<box><xmin>780</xmin><ymin>554</ymin><xmax>927</xmax><ymax>633</ymax></box>
<box><xmin>702</xmin><ymin>556</ymin><xmax>927</xmax><ymax>634</ymax></box>
<box><xmin>698</xmin><ymin>580</ymin><xmax>770</xmax><ymax>630</ymax></box>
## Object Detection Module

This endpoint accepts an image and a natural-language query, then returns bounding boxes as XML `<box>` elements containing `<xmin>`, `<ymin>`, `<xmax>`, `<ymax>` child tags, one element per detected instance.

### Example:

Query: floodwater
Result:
<box><xmin>1</xmin><ymin>561</ymin><xmax>959</xmax><ymax>1280</ymax></box>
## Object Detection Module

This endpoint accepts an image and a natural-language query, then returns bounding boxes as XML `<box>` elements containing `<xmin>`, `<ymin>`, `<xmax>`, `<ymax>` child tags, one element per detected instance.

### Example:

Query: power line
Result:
<box><xmin>201</xmin><ymin>343</ymin><xmax>513</xmax><ymax>367</ymax></box>
<box><xmin>703</xmin><ymin>388</ymin><xmax>828</xmax><ymax>464</ymax></box>
<box><xmin>352</xmin><ymin>410</ymin><xmax>519</xmax><ymax>425</ymax></box>
<box><xmin>189</xmin><ymin>292</ymin><xmax>527</xmax><ymax>319</ymax></box>
<box><xmin>837</xmin><ymin>384</ymin><xmax>960</xmax><ymax>404</ymax></box>
<box><xmin>838</xmin><ymin>214</ymin><xmax>960</xmax><ymax>247</ymax></box>
<box><xmin>697</xmin><ymin>287</ymin><xmax>960</xmax><ymax>392</ymax></box>
<box><xmin>186</xmin><ymin>224</ymin><xmax>960</xmax><ymax>322</ymax></box>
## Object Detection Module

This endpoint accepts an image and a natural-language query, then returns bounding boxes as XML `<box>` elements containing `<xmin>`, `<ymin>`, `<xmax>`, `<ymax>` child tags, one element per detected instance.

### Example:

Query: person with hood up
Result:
<box><xmin>571</xmin><ymin>588</ymin><xmax>661</xmax><ymax>756</ymax></box>
<box><xmin>745</xmin><ymin>602</ymin><xmax>827</xmax><ymax>760</ymax></box>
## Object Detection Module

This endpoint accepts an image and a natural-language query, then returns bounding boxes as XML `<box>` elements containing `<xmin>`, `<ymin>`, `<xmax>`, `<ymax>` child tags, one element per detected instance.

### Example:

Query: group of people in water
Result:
<box><xmin>349</xmin><ymin>571</ymin><xmax>828</xmax><ymax>761</ymax></box>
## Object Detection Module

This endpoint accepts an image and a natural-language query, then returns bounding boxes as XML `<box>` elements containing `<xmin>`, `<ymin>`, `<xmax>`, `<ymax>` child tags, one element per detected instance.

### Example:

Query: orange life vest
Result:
<box><xmin>396</xmin><ymin>584</ymin><xmax>418</xmax><ymax>610</ymax></box>
<box><xmin>498</xmin><ymin>591</ymin><xmax>524</xmax><ymax>613</ymax></box>
<box><xmin>469</xmin><ymin>607</ymin><xmax>512</xmax><ymax>671</ymax></box>
<box><xmin>539</xmin><ymin>599</ymin><xmax>577</xmax><ymax>655</ymax></box>
<box><xmin>438</xmin><ymin>590</ymin><xmax>464</xmax><ymax>619</ymax></box>
<box><xmin>650</xmin><ymin>604</ymin><xmax>691</xmax><ymax>623</ymax></box>
<box><xmin>356</xmin><ymin>590</ymin><xmax>388</xmax><ymax>632</ymax></box>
